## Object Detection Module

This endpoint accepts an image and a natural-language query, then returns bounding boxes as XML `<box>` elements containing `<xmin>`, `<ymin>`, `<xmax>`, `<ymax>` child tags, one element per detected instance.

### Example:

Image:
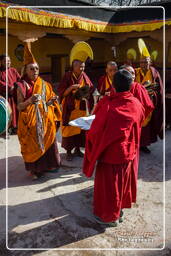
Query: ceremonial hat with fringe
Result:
<box><xmin>70</xmin><ymin>41</ymin><xmax>93</xmax><ymax>66</ymax></box>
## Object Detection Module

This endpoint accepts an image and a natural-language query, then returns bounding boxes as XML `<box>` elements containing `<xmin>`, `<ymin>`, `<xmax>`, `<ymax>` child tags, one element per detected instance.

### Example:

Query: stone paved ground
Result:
<box><xmin>0</xmin><ymin>130</ymin><xmax>171</xmax><ymax>256</ymax></box>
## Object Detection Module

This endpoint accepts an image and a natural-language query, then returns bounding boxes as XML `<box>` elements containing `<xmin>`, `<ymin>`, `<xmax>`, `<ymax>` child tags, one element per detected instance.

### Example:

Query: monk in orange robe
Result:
<box><xmin>58</xmin><ymin>60</ymin><xmax>93</xmax><ymax>161</ymax></box>
<box><xmin>135</xmin><ymin>56</ymin><xmax>163</xmax><ymax>153</ymax></box>
<box><xmin>83</xmin><ymin>70</ymin><xmax>150</xmax><ymax>226</ymax></box>
<box><xmin>97</xmin><ymin>61</ymin><xmax>118</xmax><ymax>96</ymax></box>
<box><xmin>17</xmin><ymin>43</ymin><xmax>62</xmax><ymax>180</ymax></box>
<box><xmin>0</xmin><ymin>54</ymin><xmax>21</xmax><ymax>133</ymax></box>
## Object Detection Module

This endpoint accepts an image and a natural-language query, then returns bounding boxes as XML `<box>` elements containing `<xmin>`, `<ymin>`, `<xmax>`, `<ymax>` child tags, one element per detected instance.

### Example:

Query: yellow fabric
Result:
<box><xmin>142</xmin><ymin>112</ymin><xmax>152</xmax><ymax>127</ymax></box>
<box><xmin>135</xmin><ymin>68</ymin><xmax>153</xmax><ymax>127</ymax></box>
<box><xmin>24</xmin><ymin>42</ymin><xmax>37</xmax><ymax>65</ymax></box>
<box><xmin>70</xmin><ymin>41</ymin><xmax>93</xmax><ymax>66</ymax></box>
<box><xmin>151</xmin><ymin>50</ymin><xmax>158</xmax><ymax>61</ymax></box>
<box><xmin>0</xmin><ymin>3</ymin><xmax>170</xmax><ymax>34</ymax></box>
<box><xmin>105</xmin><ymin>76</ymin><xmax>112</xmax><ymax>90</ymax></box>
<box><xmin>135</xmin><ymin>68</ymin><xmax>153</xmax><ymax>84</ymax></box>
<box><xmin>127</xmin><ymin>48</ymin><xmax>136</xmax><ymax>60</ymax></box>
<box><xmin>61</xmin><ymin>75</ymin><xmax>86</xmax><ymax>137</ymax></box>
<box><xmin>138</xmin><ymin>38</ymin><xmax>150</xmax><ymax>58</ymax></box>
<box><xmin>17</xmin><ymin>76</ymin><xmax>62</xmax><ymax>162</ymax></box>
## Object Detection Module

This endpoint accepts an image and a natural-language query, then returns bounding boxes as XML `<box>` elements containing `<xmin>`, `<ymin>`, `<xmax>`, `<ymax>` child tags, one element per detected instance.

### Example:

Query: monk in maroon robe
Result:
<box><xmin>83</xmin><ymin>70</ymin><xmax>152</xmax><ymax>226</ymax></box>
<box><xmin>135</xmin><ymin>56</ymin><xmax>163</xmax><ymax>153</ymax></box>
<box><xmin>58</xmin><ymin>60</ymin><xmax>93</xmax><ymax>161</ymax></box>
<box><xmin>97</xmin><ymin>61</ymin><xmax>117</xmax><ymax>96</ymax></box>
<box><xmin>0</xmin><ymin>54</ymin><xmax>21</xmax><ymax>133</ymax></box>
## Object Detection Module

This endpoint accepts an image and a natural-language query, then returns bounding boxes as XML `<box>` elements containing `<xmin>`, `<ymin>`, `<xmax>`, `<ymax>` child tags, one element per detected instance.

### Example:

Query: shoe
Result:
<box><xmin>119</xmin><ymin>209</ymin><xmax>124</xmax><ymax>223</ymax></box>
<box><xmin>73</xmin><ymin>148</ymin><xmax>84</xmax><ymax>157</ymax></box>
<box><xmin>46</xmin><ymin>168</ymin><xmax>59</xmax><ymax>173</ymax></box>
<box><xmin>29</xmin><ymin>172</ymin><xmax>45</xmax><ymax>180</ymax></box>
<box><xmin>94</xmin><ymin>215</ymin><xmax>118</xmax><ymax>227</ymax></box>
<box><xmin>140</xmin><ymin>146</ymin><xmax>151</xmax><ymax>154</ymax></box>
<box><xmin>66</xmin><ymin>153</ymin><xmax>73</xmax><ymax>161</ymax></box>
<box><xmin>8</xmin><ymin>128</ymin><xmax>13</xmax><ymax>135</ymax></box>
<box><xmin>31</xmin><ymin>174</ymin><xmax>39</xmax><ymax>180</ymax></box>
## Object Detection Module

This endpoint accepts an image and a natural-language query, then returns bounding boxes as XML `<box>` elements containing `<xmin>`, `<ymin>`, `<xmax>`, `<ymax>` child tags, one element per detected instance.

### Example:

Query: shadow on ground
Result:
<box><xmin>4</xmin><ymin>184</ymin><xmax>106</xmax><ymax>249</ymax></box>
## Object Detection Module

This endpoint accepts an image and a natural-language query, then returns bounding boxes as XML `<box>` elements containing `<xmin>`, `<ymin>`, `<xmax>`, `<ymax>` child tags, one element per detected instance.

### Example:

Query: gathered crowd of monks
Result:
<box><xmin>0</xmin><ymin>41</ymin><xmax>163</xmax><ymax>227</ymax></box>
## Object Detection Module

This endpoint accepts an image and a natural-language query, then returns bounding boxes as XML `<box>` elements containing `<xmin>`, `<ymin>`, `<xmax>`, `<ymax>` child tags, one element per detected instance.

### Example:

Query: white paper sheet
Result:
<box><xmin>69</xmin><ymin>115</ymin><xmax>95</xmax><ymax>130</ymax></box>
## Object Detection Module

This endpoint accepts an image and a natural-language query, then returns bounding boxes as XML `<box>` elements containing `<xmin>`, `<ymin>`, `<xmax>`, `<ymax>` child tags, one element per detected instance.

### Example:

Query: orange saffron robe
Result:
<box><xmin>17</xmin><ymin>76</ymin><xmax>62</xmax><ymax>163</ymax></box>
<box><xmin>135</xmin><ymin>68</ymin><xmax>153</xmax><ymax>126</ymax></box>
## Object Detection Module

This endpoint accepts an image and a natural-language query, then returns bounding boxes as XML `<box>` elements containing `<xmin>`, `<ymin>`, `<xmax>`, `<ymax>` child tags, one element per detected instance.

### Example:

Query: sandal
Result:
<box><xmin>94</xmin><ymin>215</ymin><xmax>118</xmax><ymax>227</ymax></box>
<box><xmin>66</xmin><ymin>153</ymin><xmax>73</xmax><ymax>161</ymax></box>
<box><xmin>29</xmin><ymin>171</ymin><xmax>44</xmax><ymax>180</ymax></box>
<box><xmin>46</xmin><ymin>168</ymin><xmax>59</xmax><ymax>173</ymax></box>
<box><xmin>31</xmin><ymin>174</ymin><xmax>39</xmax><ymax>181</ymax></box>
<box><xmin>73</xmin><ymin>149</ymin><xmax>84</xmax><ymax>157</ymax></box>
<box><xmin>119</xmin><ymin>209</ymin><xmax>124</xmax><ymax>223</ymax></box>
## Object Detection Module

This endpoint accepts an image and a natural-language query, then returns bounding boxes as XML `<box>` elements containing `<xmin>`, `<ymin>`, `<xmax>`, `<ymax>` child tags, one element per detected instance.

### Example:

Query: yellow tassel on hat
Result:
<box><xmin>151</xmin><ymin>50</ymin><xmax>158</xmax><ymax>61</ymax></box>
<box><xmin>127</xmin><ymin>48</ymin><xmax>136</xmax><ymax>60</ymax></box>
<box><xmin>70</xmin><ymin>41</ymin><xmax>93</xmax><ymax>66</ymax></box>
<box><xmin>23</xmin><ymin>42</ymin><xmax>37</xmax><ymax>65</ymax></box>
<box><xmin>138</xmin><ymin>38</ymin><xmax>150</xmax><ymax>58</ymax></box>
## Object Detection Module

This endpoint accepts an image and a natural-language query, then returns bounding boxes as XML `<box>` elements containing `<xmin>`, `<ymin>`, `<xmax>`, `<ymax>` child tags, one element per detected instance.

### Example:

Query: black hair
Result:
<box><xmin>119</xmin><ymin>64</ymin><xmax>131</xmax><ymax>70</ymax></box>
<box><xmin>0</xmin><ymin>54</ymin><xmax>9</xmax><ymax>61</ymax></box>
<box><xmin>113</xmin><ymin>70</ymin><xmax>133</xmax><ymax>92</ymax></box>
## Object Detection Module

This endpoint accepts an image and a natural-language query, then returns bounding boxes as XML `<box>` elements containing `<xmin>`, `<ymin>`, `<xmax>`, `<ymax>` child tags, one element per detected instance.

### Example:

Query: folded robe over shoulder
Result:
<box><xmin>17</xmin><ymin>76</ymin><xmax>62</xmax><ymax>163</ymax></box>
<box><xmin>83</xmin><ymin>91</ymin><xmax>146</xmax><ymax>177</ymax></box>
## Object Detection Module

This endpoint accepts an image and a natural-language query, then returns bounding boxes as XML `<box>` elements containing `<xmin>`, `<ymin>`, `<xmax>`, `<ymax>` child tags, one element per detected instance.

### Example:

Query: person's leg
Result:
<box><xmin>66</xmin><ymin>150</ymin><xmax>73</xmax><ymax>161</ymax></box>
<box><xmin>73</xmin><ymin>147</ymin><xmax>84</xmax><ymax>157</ymax></box>
<box><xmin>93</xmin><ymin>162</ymin><xmax>121</xmax><ymax>223</ymax></box>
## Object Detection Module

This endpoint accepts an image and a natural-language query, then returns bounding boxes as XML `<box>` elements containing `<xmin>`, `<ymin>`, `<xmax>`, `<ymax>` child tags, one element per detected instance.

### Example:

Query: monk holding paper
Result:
<box><xmin>83</xmin><ymin>70</ymin><xmax>153</xmax><ymax>226</ymax></box>
<box><xmin>58</xmin><ymin>42</ymin><xmax>94</xmax><ymax>161</ymax></box>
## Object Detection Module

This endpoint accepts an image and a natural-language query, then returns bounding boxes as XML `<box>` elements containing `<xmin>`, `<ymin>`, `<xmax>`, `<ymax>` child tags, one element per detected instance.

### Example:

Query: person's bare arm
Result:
<box><xmin>17</xmin><ymin>88</ymin><xmax>38</xmax><ymax>111</ymax></box>
<box><xmin>63</xmin><ymin>84</ymin><xmax>80</xmax><ymax>97</ymax></box>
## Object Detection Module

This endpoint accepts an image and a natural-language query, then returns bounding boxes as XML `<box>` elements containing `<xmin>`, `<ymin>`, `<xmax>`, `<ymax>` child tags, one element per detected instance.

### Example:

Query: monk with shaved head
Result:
<box><xmin>97</xmin><ymin>61</ymin><xmax>118</xmax><ymax>96</ymax></box>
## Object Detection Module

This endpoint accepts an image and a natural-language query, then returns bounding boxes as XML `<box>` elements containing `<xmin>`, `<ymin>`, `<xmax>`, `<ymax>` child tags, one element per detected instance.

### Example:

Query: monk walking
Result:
<box><xmin>17</xmin><ymin>43</ymin><xmax>62</xmax><ymax>180</ymax></box>
<box><xmin>83</xmin><ymin>70</ymin><xmax>153</xmax><ymax>226</ymax></box>
<box><xmin>0</xmin><ymin>54</ymin><xmax>21</xmax><ymax>134</ymax></box>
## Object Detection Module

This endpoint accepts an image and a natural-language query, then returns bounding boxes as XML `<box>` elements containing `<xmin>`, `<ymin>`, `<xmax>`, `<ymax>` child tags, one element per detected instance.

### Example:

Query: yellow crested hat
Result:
<box><xmin>127</xmin><ymin>48</ymin><xmax>136</xmax><ymax>60</ymax></box>
<box><xmin>70</xmin><ymin>41</ymin><xmax>93</xmax><ymax>66</ymax></box>
<box><xmin>138</xmin><ymin>38</ymin><xmax>150</xmax><ymax>59</ymax></box>
<box><xmin>24</xmin><ymin>42</ymin><xmax>37</xmax><ymax>65</ymax></box>
<box><xmin>151</xmin><ymin>50</ymin><xmax>158</xmax><ymax>61</ymax></box>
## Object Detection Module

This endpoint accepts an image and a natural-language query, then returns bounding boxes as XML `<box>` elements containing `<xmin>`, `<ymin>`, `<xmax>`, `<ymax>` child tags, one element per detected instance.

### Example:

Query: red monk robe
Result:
<box><xmin>93</xmin><ymin>82</ymin><xmax>154</xmax><ymax>200</ymax></box>
<box><xmin>83</xmin><ymin>91</ymin><xmax>146</xmax><ymax>223</ymax></box>
<box><xmin>94</xmin><ymin>81</ymin><xmax>154</xmax><ymax>126</ymax></box>
<box><xmin>135</xmin><ymin>66</ymin><xmax>163</xmax><ymax>147</ymax></box>
<box><xmin>58</xmin><ymin>71</ymin><xmax>93</xmax><ymax>151</ymax></box>
<box><xmin>0</xmin><ymin>67</ymin><xmax>21</xmax><ymax>129</ymax></box>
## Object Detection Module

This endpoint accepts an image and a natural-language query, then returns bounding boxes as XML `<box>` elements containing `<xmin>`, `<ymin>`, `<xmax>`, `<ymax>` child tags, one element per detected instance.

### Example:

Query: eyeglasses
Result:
<box><xmin>29</xmin><ymin>67</ymin><xmax>39</xmax><ymax>71</ymax></box>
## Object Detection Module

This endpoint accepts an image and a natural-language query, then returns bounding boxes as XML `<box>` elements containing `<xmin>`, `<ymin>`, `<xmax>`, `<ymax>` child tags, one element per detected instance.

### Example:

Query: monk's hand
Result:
<box><xmin>29</xmin><ymin>95</ymin><xmax>39</xmax><ymax>104</ymax></box>
<box><xmin>71</xmin><ymin>84</ymin><xmax>80</xmax><ymax>90</ymax></box>
<box><xmin>47</xmin><ymin>96</ymin><xmax>59</xmax><ymax>106</ymax></box>
<box><xmin>63</xmin><ymin>84</ymin><xmax>80</xmax><ymax>97</ymax></box>
<box><xmin>9</xmin><ymin>86</ymin><xmax>14</xmax><ymax>96</ymax></box>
